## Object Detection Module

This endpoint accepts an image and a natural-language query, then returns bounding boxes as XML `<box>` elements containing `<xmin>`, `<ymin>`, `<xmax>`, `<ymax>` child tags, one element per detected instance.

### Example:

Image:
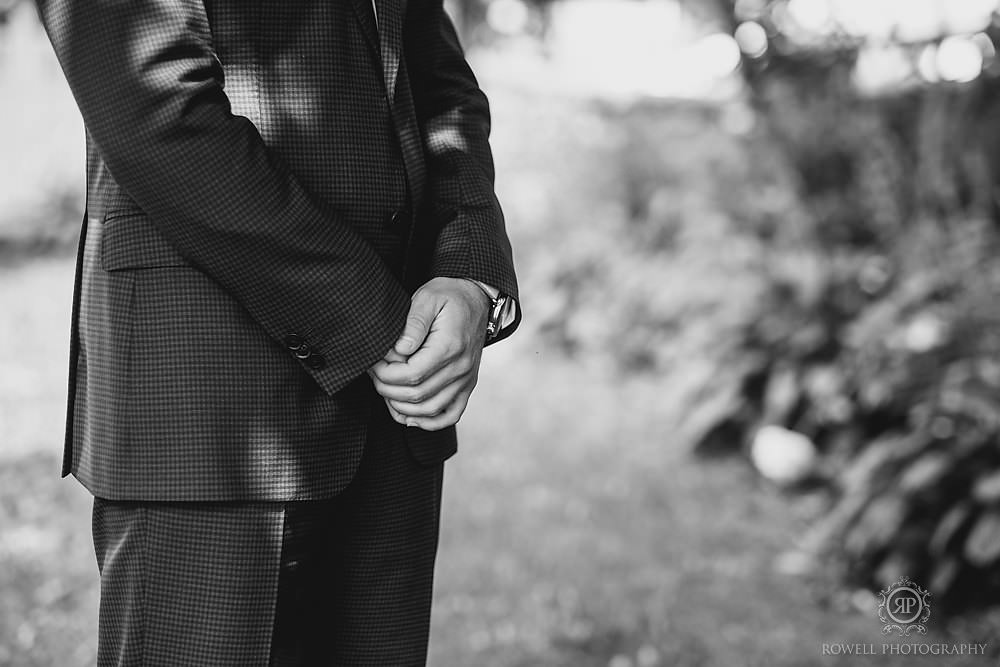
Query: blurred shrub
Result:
<box><xmin>524</xmin><ymin>0</ymin><xmax>1000</xmax><ymax>611</ymax></box>
<box><xmin>681</xmin><ymin>0</ymin><xmax>1000</xmax><ymax>610</ymax></box>
<box><xmin>0</xmin><ymin>0</ymin><xmax>28</xmax><ymax>24</ymax></box>
<box><xmin>526</xmin><ymin>97</ymin><xmax>785</xmax><ymax>373</ymax></box>
<box><xmin>0</xmin><ymin>1</ymin><xmax>86</xmax><ymax>260</ymax></box>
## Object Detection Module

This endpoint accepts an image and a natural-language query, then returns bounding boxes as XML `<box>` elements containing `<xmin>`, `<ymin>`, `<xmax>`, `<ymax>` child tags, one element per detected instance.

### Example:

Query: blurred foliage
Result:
<box><xmin>525</xmin><ymin>97</ymin><xmax>782</xmax><ymax>375</ymax></box>
<box><xmin>0</xmin><ymin>0</ymin><xmax>27</xmax><ymax>24</ymax></box>
<box><xmin>513</xmin><ymin>0</ymin><xmax>1000</xmax><ymax>611</ymax></box>
<box><xmin>687</xmin><ymin>0</ymin><xmax>1000</xmax><ymax>610</ymax></box>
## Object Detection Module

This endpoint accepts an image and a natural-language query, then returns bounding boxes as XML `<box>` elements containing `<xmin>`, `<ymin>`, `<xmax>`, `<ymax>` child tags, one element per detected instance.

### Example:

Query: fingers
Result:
<box><xmin>370</xmin><ymin>348</ymin><xmax>472</xmax><ymax>402</ymax></box>
<box><xmin>382</xmin><ymin>348</ymin><xmax>408</xmax><ymax>364</ymax></box>
<box><xmin>378</xmin><ymin>276</ymin><xmax>488</xmax><ymax>380</ymax></box>
<box><xmin>390</xmin><ymin>385</ymin><xmax>475</xmax><ymax>431</ymax></box>
<box><xmin>373</xmin><ymin>347</ymin><xmax>479</xmax><ymax>430</ymax></box>
<box><xmin>394</xmin><ymin>289</ymin><xmax>443</xmax><ymax>357</ymax></box>
<box><xmin>372</xmin><ymin>335</ymin><xmax>465</xmax><ymax>388</ymax></box>
<box><xmin>372</xmin><ymin>277</ymin><xmax>491</xmax><ymax>431</ymax></box>
<box><xmin>387</xmin><ymin>374</ymin><xmax>473</xmax><ymax>418</ymax></box>
<box><xmin>383</xmin><ymin>398</ymin><xmax>410</xmax><ymax>425</ymax></box>
<box><xmin>409</xmin><ymin>389</ymin><xmax>474</xmax><ymax>431</ymax></box>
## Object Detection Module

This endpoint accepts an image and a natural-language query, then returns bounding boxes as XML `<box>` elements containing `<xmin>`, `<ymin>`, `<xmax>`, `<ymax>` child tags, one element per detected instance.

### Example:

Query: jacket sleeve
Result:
<box><xmin>403</xmin><ymin>1</ymin><xmax>521</xmax><ymax>343</ymax></box>
<box><xmin>36</xmin><ymin>0</ymin><xmax>410</xmax><ymax>395</ymax></box>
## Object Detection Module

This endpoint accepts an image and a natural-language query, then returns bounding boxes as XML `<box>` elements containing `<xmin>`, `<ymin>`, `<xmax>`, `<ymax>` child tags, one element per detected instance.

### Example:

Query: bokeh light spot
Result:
<box><xmin>735</xmin><ymin>21</ymin><xmax>769</xmax><ymax>58</ymax></box>
<box><xmin>693</xmin><ymin>33</ymin><xmax>743</xmax><ymax>79</ymax></box>
<box><xmin>486</xmin><ymin>0</ymin><xmax>530</xmax><ymax>37</ymax></box>
<box><xmin>937</xmin><ymin>35</ymin><xmax>984</xmax><ymax>82</ymax></box>
<box><xmin>787</xmin><ymin>0</ymin><xmax>833</xmax><ymax>33</ymax></box>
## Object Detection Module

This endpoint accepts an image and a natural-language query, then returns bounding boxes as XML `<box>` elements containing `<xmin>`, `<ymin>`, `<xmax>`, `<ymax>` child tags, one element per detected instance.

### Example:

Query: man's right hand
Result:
<box><xmin>369</xmin><ymin>277</ymin><xmax>490</xmax><ymax>431</ymax></box>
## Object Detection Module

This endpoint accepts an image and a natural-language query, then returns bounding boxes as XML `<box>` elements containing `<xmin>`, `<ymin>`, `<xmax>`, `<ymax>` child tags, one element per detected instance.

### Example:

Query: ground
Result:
<box><xmin>2</xmin><ymin>256</ymin><xmax>998</xmax><ymax>666</ymax></box>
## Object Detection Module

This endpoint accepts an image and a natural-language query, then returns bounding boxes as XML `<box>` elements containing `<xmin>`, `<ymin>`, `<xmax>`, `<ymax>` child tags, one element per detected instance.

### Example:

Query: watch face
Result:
<box><xmin>486</xmin><ymin>294</ymin><xmax>507</xmax><ymax>340</ymax></box>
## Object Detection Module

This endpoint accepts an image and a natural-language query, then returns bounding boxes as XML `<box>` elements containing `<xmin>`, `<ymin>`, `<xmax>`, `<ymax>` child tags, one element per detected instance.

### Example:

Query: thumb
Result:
<box><xmin>383</xmin><ymin>348</ymin><xmax>409</xmax><ymax>364</ymax></box>
<box><xmin>395</xmin><ymin>295</ymin><xmax>438</xmax><ymax>356</ymax></box>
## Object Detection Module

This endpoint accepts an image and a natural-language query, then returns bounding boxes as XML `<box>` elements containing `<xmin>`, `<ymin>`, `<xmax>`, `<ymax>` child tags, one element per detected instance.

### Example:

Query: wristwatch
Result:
<box><xmin>468</xmin><ymin>279</ymin><xmax>510</xmax><ymax>343</ymax></box>
<box><xmin>485</xmin><ymin>292</ymin><xmax>510</xmax><ymax>343</ymax></box>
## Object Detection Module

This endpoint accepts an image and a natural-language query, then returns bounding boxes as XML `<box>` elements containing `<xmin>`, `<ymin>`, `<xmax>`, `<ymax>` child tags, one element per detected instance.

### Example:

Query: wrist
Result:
<box><xmin>461</xmin><ymin>278</ymin><xmax>495</xmax><ymax>310</ymax></box>
<box><xmin>458</xmin><ymin>279</ymin><xmax>510</xmax><ymax>343</ymax></box>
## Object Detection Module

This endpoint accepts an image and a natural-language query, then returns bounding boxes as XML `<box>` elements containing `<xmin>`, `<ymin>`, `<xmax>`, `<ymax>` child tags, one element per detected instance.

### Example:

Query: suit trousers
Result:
<box><xmin>91</xmin><ymin>405</ymin><xmax>446</xmax><ymax>667</ymax></box>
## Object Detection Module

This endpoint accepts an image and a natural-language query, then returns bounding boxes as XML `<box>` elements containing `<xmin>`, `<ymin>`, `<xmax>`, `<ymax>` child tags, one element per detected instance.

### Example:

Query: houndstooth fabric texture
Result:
<box><xmin>93</xmin><ymin>499</ymin><xmax>285</xmax><ymax>666</ymax></box>
<box><xmin>93</xmin><ymin>403</ymin><xmax>444</xmax><ymax>667</ymax></box>
<box><xmin>36</xmin><ymin>0</ymin><xmax>519</xmax><ymax>500</ymax></box>
<box><xmin>269</xmin><ymin>403</ymin><xmax>444</xmax><ymax>666</ymax></box>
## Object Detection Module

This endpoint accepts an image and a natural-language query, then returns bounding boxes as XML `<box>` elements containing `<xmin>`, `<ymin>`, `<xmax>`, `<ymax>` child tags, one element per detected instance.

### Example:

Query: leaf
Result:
<box><xmin>898</xmin><ymin>452</ymin><xmax>952</xmax><ymax>494</ymax></box>
<box><xmin>762</xmin><ymin>364</ymin><xmax>800</xmax><ymax>424</ymax></box>
<box><xmin>874</xmin><ymin>552</ymin><xmax>918</xmax><ymax>590</ymax></box>
<box><xmin>929</xmin><ymin>556</ymin><xmax>961</xmax><ymax>595</ymax></box>
<box><xmin>964</xmin><ymin>510</ymin><xmax>1000</xmax><ymax>567</ymax></box>
<box><xmin>972</xmin><ymin>469</ymin><xmax>1000</xmax><ymax>504</ymax></box>
<box><xmin>839</xmin><ymin>435</ymin><xmax>927</xmax><ymax>495</ymax></box>
<box><xmin>930</xmin><ymin>503</ymin><xmax>973</xmax><ymax>557</ymax></box>
<box><xmin>845</xmin><ymin>495</ymin><xmax>909</xmax><ymax>557</ymax></box>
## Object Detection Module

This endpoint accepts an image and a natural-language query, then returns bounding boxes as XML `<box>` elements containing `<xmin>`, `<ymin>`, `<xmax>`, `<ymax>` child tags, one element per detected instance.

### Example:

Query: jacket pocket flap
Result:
<box><xmin>100</xmin><ymin>214</ymin><xmax>190</xmax><ymax>271</ymax></box>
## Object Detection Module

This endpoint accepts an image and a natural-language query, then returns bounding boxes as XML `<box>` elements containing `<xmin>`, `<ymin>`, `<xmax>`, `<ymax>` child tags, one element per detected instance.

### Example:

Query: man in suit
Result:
<box><xmin>36</xmin><ymin>0</ymin><xmax>519</xmax><ymax>664</ymax></box>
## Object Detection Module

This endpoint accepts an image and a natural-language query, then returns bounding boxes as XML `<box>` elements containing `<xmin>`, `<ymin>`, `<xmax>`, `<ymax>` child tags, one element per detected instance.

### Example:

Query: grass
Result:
<box><xmin>428</xmin><ymin>334</ymin><xmax>1000</xmax><ymax>666</ymax></box>
<box><xmin>0</xmin><ymin>258</ymin><xmax>96</xmax><ymax>667</ymax></box>
<box><xmin>2</xmin><ymin>262</ymin><xmax>998</xmax><ymax>666</ymax></box>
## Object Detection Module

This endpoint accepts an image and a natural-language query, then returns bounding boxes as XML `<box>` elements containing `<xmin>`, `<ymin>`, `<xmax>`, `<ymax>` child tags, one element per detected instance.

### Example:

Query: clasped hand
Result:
<box><xmin>369</xmin><ymin>277</ymin><xmax>491</xmax><ymax>431</ymax></box>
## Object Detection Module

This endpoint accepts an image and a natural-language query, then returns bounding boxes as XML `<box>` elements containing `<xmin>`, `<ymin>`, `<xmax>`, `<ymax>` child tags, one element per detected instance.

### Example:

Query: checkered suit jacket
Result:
<box><xmin>37</xmin><ymin>0</ymin><xmax>520</xmax><ymax>501</ymax></box>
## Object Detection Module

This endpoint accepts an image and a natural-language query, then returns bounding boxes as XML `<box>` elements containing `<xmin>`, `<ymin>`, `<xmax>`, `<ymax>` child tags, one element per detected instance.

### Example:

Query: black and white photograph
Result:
<box><xmin>3</xmin><ymin>0</ymin><xmax>1000</xmax><ymax>665</ymax></box>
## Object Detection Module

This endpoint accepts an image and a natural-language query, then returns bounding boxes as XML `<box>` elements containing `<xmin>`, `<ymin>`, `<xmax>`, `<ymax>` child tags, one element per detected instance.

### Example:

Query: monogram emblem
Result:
<box><xmin>878</xmin><ymin>576</ymin><xmax>931</xmax><ymax>637</ymax></box>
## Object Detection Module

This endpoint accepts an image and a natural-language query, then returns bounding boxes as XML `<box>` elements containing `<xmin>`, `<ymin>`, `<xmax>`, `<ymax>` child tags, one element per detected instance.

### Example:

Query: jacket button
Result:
<box><xmin>284</xmin><ymin>334</ymin><xmax>306</xmax><ymax>351</ymax></box>
<box><xmin>305</xmin><ymin>354</ymin><xmax>327</xmax><ymax>370</ymax></box>
<box><xmin>390</xmin><ymin>209</ymin><xmax>408</xmax><ymax>225</ymax></box>
<box><xmin>293</xmin><ymin>344</ymin><xmax>312</xmax><ymax>360</ymax></box>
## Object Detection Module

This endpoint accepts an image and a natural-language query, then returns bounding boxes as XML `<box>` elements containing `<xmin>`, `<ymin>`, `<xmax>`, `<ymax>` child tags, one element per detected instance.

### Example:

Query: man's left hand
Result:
<box><xmin>369</xmin><ymin>277</ymin><xmax>490</xmax><ymax>431</ymax></box>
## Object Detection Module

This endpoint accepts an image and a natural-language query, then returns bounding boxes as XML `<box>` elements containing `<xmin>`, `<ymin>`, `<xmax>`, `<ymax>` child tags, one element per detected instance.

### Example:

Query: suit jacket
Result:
<box><xmin>37</xmin><ymin>0</ymin><xmax>520</xmax><ymax>501</ymax></box>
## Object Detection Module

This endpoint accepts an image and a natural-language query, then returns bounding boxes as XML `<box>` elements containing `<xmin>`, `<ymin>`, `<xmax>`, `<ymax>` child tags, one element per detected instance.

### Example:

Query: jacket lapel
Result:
<box><xmin>348</xmin><ymin>0</ymin><xmax>383</xmax><ymax>79</ymax></box>
<box><xmin>349</xmin><ymin>0</ymin><xmax>403</xmax><ymax>104</ymax></box>
<box><xmin>374</xmin><ymin>0</ymin><xmax>403</xmax><ymax>103</ymax></box>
